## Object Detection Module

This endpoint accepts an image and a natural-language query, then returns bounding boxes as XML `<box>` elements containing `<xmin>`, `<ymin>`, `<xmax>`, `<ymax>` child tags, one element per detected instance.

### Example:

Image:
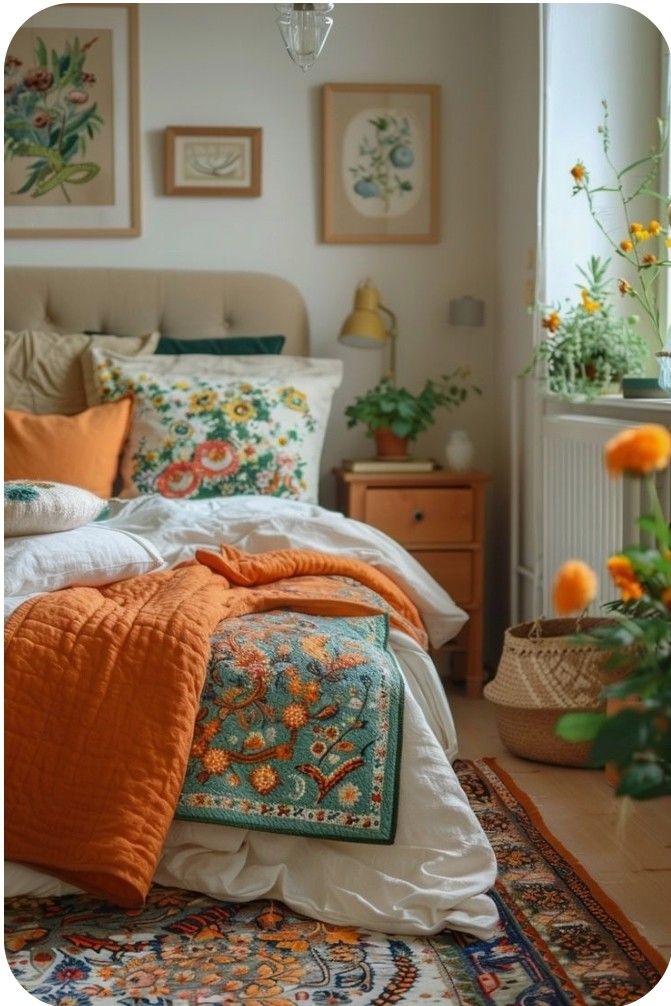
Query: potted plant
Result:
<box><xmin>552</xmin><ymin>424</ymin><xmax>671</xmax><ymax>798</ymax></box>
<box><xmin>344</xmin><ymin>368</ymin><xmax>480</xmax><ymax>458</ymax></box>
<box><xmin>569</xmin><ymin>101</ymin><xmax>671</xmax><ymax>391</ymax></box>
<box><xmin>524</xmin><ymin>255</ymin><xmax>647</xmax><ymax>400</ymax></box>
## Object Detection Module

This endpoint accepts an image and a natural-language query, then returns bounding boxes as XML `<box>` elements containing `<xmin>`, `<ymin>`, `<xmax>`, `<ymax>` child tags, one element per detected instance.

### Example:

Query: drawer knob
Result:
<box><xmin>413</xmin><ymin>510</ymin><xmax>425</xmax><ymax>523</ymax></box>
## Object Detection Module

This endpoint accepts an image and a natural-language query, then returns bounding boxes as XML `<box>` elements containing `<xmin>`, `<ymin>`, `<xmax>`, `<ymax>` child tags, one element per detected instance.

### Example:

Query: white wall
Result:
<box><xmin>5</xmin><ymin>2</ymin><xmax>501</xmax><ymax>508</ymax></box>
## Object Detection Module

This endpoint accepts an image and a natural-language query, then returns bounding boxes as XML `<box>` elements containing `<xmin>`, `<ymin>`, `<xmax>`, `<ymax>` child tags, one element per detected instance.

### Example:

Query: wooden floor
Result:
<box><xmin>447</xmin><ymin>685</ymin><xmax>671</xmax><ymax>963</ymax></box>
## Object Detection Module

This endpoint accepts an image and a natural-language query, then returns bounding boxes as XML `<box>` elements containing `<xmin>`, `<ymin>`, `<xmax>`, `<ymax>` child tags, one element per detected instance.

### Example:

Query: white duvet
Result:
<box><xmin>4</xmin><ymin>494</ymin><xmax>498</xmax><ymax>938</ymax></box>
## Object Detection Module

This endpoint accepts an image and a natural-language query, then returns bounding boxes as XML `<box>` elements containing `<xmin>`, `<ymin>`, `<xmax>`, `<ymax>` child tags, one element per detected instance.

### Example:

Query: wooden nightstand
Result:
<box><xmin>334</xmin><ymin>468</ymin><xmax>489</xmax><ymax>697</ymax></box>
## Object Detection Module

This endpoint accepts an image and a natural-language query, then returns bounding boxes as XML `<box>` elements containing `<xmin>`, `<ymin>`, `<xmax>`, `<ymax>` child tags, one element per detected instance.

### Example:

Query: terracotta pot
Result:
<box><xmin>373</xmin><ymin>428</ymin><xmax>409</xmax><ymax>458</ymax></box>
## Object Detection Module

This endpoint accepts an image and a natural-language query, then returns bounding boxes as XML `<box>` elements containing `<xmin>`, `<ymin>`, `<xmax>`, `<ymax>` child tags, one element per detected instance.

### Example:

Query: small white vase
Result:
<box><xmin>445</xmin><ymin>430</ymin><xmax>474</xmax><ymax>471</ymax></box>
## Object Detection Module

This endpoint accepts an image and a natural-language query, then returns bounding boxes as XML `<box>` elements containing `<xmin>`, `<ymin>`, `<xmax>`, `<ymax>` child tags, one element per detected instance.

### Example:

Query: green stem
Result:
<box><xmin>646</xmin><ymin>474</ymin><xmax>670</xmax><ymax>551</ymax></box>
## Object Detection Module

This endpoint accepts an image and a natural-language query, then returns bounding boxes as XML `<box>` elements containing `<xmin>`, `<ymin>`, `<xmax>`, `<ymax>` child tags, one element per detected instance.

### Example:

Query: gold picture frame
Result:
<box><xmin>164</xmin><ymin>126</ymin><xmax>262</xmax><ymax>197</ymax></box>
<box><xmin>322</xmin><ymin>83</ymin><xmax>440</xmax><ymax>244</ymax></box>
<box><xmin>4</xmin><ymin>3</ymin><xmax>140</xmax><ymax>238</ymax></box>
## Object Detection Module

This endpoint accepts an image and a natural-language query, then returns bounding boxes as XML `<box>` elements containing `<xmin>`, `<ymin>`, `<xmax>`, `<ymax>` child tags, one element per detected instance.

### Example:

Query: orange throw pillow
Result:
<box><xmin>5</xmin><ymin>398</ymin><xmax>133</xmax><ymax>498</ymax></box>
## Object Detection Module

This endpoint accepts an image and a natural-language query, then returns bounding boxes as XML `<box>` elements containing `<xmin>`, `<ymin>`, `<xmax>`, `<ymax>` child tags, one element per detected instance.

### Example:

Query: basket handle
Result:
<box><xmin>528</xmin><ymin>612</ymin><xmax>586</xmax><ymax>641</ymax></box>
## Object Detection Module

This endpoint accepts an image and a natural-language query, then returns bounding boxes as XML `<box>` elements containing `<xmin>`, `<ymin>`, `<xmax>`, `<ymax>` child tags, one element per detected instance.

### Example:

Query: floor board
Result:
<box><xmin>447</xmin><ymin>686</ymin><xmax>671</xmax><ymax>962</ymax></box>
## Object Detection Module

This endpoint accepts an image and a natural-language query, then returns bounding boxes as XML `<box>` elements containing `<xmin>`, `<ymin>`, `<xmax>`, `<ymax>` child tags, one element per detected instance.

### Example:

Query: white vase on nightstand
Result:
<box><xmin>444</xmin><ymin>430</ymin><xmax>474</xmax><ymax>471</ymax></box>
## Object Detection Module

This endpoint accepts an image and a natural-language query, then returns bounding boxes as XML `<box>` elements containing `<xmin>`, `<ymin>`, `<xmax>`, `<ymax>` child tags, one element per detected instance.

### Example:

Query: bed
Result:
<box><xmin>4</xmin><ymin>266</ymin><xmax>498</xmax><ymax>939</ymax></box>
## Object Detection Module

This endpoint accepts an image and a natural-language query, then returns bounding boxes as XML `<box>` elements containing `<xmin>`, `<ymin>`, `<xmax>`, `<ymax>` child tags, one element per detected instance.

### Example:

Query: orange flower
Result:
<box><xmin>649</xmin><ymin>219</ymin><xmax>663</xmax><ymax>235</ymax></box>
<box><xmin>605</xmin><ymin>424</ymin><xmax>671</xmax><ymax>476</ymax></box>
<box><xmin>617</xmin><ymin>278</ymin><xmax>632</xmax><ymax>295</ymax></box>
<box><xmin>629</xmin><ymin>222</ymin><xmax>643</xmax><ymax>234</ymax></box>
<box><xmin>542</xmin><ymin>310</ymin><xmax>561</xmax><ymax>333</ymax></box>
<box><xmin>282</xmin><ymin>703</ymin><xmax>309</xmax><ymax>730</ymax></box>
<box><xmin>619</xmin><ymin>239</ymin><xmax>634</xmax><ymax>253</ymax></box>
<box><xmin>642</xmin><ymin>253</ymin><xmax>657</xmax><ymax>265</ymax></box>
<box><xmin>552</xmin><ymin>560</ymin><xmax>598</xmax><ymax>615</ymax></box>
<box><xmin>607</xmin><ymin>555</ymin><xmax>643</xmax><ymax>602</ymax></box>
<box><xmin>570</xmin><ymin>162</ymin><xmax>586</xmax><ymax>184</ymax></box>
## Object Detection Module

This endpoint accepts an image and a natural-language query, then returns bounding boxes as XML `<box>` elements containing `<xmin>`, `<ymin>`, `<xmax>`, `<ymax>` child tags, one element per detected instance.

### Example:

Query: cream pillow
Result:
<box><xmin>4</xmin><ymin>329</ymin><xmax>159</xmax><ymax>415</ymax></box>
<box><xmin>4</xmin><ymin>480</ymin><xmax>105</xmax><ymax>538</ymax></box>
<box><xmin>4</xmin><ymin>524</ymin><xmax>165</xmax><ymax>596</ymax></box>
<box><xmin>84</xmin><ymin>351</ymin><xmax>343</xmax><ymax>503</ymax></box>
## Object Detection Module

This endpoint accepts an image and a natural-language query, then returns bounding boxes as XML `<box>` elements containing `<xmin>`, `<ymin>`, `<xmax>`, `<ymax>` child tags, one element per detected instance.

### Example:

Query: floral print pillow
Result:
<box><xmin>87</xmin><ymin>351</ymin><xmax>343</xmax><ymax>503</ymax></box>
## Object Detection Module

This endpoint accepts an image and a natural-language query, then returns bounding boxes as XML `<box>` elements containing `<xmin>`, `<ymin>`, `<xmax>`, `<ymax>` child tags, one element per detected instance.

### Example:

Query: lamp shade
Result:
<box><xmin>338</xmin><ymin>282</ymin><xmax>387</xmax><ymax>348</ymax></box>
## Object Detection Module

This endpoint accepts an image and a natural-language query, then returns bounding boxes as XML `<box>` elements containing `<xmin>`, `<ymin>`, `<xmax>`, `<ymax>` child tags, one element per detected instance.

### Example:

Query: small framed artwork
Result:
<box><xmin>4</xmin><ymin>3</ymin><xmax>140</xmax><ymax>238</ymax></box>
<box><xmin>322</xmin><ymin>83</ymin><xmax>440</xmax><ymax>244</ymax></box>
<box><xmin>164</xmin><ymin>126</ymin><xmax>262</xmax><ymax>197</ymax></box>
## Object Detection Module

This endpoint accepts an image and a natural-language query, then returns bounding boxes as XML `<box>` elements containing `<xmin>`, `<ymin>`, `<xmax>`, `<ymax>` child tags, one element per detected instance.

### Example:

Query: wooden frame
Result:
<box><xmin>4</xmin><ymin>3</ymin><xmax>140</xmax><ymax>238</ymax></box>
<box><xmin>164</xmin><ymin>126</ymin><xmax>262</xmax><ymax>198</ymax></box>
<box><xmin>322</xmin><ymin>83</ymin><xmax>440</xmax><ymax>244</ymax></box>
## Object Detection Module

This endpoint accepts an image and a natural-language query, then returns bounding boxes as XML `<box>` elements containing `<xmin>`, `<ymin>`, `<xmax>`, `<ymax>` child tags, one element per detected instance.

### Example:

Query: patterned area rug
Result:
<box><xmin>5</xmin><ymin>758</ymin><xmax>667</xmax><ymax>1005</ymax></box>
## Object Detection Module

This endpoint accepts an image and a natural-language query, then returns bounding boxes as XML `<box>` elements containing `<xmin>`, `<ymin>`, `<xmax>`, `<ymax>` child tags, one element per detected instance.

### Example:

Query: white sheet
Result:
<box><xmin>4</xmin><ymin>494</ymin><xmax>498</xmax><ymax>937</ymax></box>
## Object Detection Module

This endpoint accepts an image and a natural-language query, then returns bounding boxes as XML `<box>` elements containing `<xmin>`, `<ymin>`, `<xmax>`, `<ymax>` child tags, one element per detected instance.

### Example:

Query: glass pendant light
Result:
<box><xmin>276</xmin><ymin>4</ymin><xmax>334</xmax><ymax>72</ymax></box>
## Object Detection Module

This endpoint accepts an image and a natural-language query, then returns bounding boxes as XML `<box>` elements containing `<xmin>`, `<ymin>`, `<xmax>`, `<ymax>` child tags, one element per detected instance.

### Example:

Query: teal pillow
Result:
<box><xmin>155</xmin><ymin>335</ymin><xmax>285</xmax><ymax>355</ymax></box>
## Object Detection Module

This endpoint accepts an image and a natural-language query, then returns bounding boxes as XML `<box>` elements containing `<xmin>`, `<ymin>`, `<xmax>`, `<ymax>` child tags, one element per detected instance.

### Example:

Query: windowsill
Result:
<box><xmin>543</xmin><ymin>392</ymin><xmax>671</xmax><ymax>414</ymax></box>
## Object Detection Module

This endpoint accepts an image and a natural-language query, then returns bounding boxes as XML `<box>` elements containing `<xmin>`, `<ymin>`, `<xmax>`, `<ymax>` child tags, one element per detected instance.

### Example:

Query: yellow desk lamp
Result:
<box><xmin>338</xmin><ymin>280</ymin><xmax>398</xmax><ymax>383</ymax></box>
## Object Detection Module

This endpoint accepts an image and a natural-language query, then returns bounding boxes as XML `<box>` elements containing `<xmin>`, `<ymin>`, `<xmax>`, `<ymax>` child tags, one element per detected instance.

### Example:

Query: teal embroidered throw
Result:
<box><xmin>177</xmin><ymin>609</ymin><xmax>404</xmax><ymax>843</ymax></box>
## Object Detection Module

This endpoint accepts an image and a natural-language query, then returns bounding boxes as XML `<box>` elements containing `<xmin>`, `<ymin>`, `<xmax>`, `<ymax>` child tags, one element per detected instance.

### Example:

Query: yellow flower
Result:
<box><xmin>648</xmin><ymin>219</ymin><xmax>663</xmax><ymax>235</ymax></box>
<box><xmin>163</xmin><ymin>436</ymin><xmax>175</xmax><ymax>450</ymax></box>
<box><xmin>280</xmin><ymin>386</ymin><xmax>308</xmax><ymax>412</ymax></box>
<box><xmin>173</xmin><ymin>379</ymin><xmax>191</xmax><ymax>391</ymax></box>
<box><xmin>239</xmin><ymin>383</ymin><xmax>253</xmax><ymax>393</ymax></box>
<box><xmin>666</xmin><ymin>237</ymin><xmax>671</xmax><ymax>249</ymax></box>
<box><xmin>542</xmin><ymin>310</ymin><xmax>561</xmax><ymax>333</ymax></box>
<box><xmin>629</xmin><ymin>222</ymin><xmax>643</xmax><ymax>234</ymax></box>
<box><xmin>620</xmin><ymin>239</ymin><xmax>634</xmax><ymax>253</ymax></box>
<box><xmin>607</xmin><ymin>555</ymin><xmax>643</xmax><ymax>602</ymax></box>
<box><xmin>277</xmin><ymin>435</ymin><xmax>288</xmax><ymax>446</ymax></box>
<box><xmin>580</xmin><ymin>289</ymin><xmax>601</xmax><ymax>313</ymax></box>
<box><xmin>605</xmin><ymin>424</ymin><xmax>671</xmax><ymax>476</ymax></box>
<box><xmin>151</xmin><ymin>393</ymin><xmax>165</xmax><ymax>407</ymax></box>
<box><xmin>145</xmin><ymin>451</ymin><xmax>158</xmax><ymax>464</ymax></box>
<box><xmin>224</xmin><ymin>399</ymin><xmax>257</xmax><ymax>423</ymax></box>
<box><xmin>570</xmin><ymin>162</ymin><xmax>586</xmax><ymax>183</ymax></box>
<box><xmin>552</xmin><ymin>560</ymin><xmax>598</xmax><ymax>616</ymax></box>
<box><xmin>189</xmin><ymin>389</ymin><xmax>219</xmax><ymax>413</ymax></box>
<box><xmin>634</xmin><ymin>229</ymin><xmax>651</xmax><ymax>242</ymax></box>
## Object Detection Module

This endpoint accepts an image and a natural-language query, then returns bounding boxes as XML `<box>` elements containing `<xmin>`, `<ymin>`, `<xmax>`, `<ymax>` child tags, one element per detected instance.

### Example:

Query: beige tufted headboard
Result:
<box><xmin>4</xmin><ymin>267</ymin><xmax>309</xmax><ymax>355</ymax></box>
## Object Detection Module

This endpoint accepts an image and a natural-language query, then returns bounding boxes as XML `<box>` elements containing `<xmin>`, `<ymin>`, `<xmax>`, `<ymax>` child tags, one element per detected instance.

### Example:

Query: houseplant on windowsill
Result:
<box><xmin>344</xmin><ymin>368</ymin><xmax>480</xmax><ymax>458</ymax></box>
<box><xmin>524</xmin><ymin>255</ymin><xmax>647</xmax><ymax>400</ymax></box>
<box><xmin>552</xmin><ymin>423</ymin><xmax>671</xmax><ymax>798</ymax></box>
<box><xmin>570</xmin><ymin>101</ymin><xmax>671</xmax><ymax>392</ymax></box>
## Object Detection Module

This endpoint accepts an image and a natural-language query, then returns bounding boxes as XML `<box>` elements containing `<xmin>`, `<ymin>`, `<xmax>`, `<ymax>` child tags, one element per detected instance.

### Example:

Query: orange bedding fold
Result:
<box><xmin>5</xmin><ymin>546</ymin><xmax>426</xmax><ymax>907</ymax></box>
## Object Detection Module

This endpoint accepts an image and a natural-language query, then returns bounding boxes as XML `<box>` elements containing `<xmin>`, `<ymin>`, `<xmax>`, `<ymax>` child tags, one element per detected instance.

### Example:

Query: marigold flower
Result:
<box><xmin>607</xmin><ymin>555</ymin><xmax>644</xmax><ymax>602</ymax></box>
<box><xmin>552</xmin><ymin>560</ymin><xmax>598</xmax><ymax>616</ymax></box>
<box><xmin>617</xmin><ymin>278</ymin><xmax>632</xmax><ymax>295</ymax></box>
<box><xmin>605</xmin><ymin>424</ymin><xmax>671</xmax><ymax>476</ymax></box>
<box><xmin>642</xmin><ymin>254</ymin><xmax>657</xmax><ymax>265</ymax></box>
<box><xmin>662</xmin><ymin>587</ymin><xmax>671</xmax><ymax>609</ymax></box>
<box><xmin>580</xmin><ymin>289</ymin><xmax>601</xmax><ymax>313</ymax></box>
<box><xmin>619</xmin><ymin>239</ymin><xmax>634</xmax><ymax>253</ymax></box>
<box><xmin>649</xmin><ymin>219</ymin><xmax>663</xmax><ymax>235</ymax></box>
<box><xmin>570</xmin><ymin>163</ymin><xmax>586</xmax><ymax>184</ymax></box>
<box><xmin>542</xmin><ymin>310</ymin><xmax>561</xmax><ymax>333</ymax></box>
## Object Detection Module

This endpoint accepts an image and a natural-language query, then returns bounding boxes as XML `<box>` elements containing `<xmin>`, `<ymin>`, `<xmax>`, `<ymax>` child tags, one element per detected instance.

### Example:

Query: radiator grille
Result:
<box><xmin>541</xmin><ymin>415</ymin><xmax>671</xmax><ymax>614</ymax></box>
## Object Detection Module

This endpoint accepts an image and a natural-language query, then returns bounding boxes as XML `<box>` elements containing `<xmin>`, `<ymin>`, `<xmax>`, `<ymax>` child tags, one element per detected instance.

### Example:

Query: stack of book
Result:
<box><xmin>341</xmin><ymin>457</ymin><xmax>437</xmax><ymax>473</ymax></box>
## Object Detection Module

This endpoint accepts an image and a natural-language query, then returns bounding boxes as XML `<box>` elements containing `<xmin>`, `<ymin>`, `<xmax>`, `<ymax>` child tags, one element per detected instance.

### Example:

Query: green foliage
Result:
<box><xmin>555</xmin><ymin>474</ymin><xmax>671</xmax><ymax>799</ymax></box>
<box><xmin>344</xmin><ymin>369</ymin><xmax>480</xmax><ymax>441</ymax></box>
<box><xmin>525</xmin><ymin>256</ymin><xmax>647</xmax><ymax>398</ymax></box>
<box><xmin>4</xmin><ymin>34</ymin><xmax>103</xmax><ymax>203</ymax></box>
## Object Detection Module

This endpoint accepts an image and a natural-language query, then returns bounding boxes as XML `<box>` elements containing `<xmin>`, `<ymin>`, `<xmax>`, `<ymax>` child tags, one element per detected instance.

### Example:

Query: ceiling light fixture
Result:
<box><xmin>276</xmin><ymin>4</ymin><xmax>334</xmax><ymax>72</ymax></box>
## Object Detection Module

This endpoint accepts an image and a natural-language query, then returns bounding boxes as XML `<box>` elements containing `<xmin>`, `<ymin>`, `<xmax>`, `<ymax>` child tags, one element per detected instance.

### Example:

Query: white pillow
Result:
<box><xmin>4</xmin><ymin>524</ymin><xmax>165</xmax><ymax>597</ymax></box>
<box><xmin>4</xmin><ymin>480</ymin><xmax>105</xmax><ymax>538</ymax></box>
<box><xmin>83</xmin><ymin>352</ymin><xmax>343</xmax><ymax>504</ymax></box>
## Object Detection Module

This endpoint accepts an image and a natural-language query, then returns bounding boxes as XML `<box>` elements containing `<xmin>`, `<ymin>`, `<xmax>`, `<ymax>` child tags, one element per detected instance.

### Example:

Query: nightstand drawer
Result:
<box><xmin>364</xmin><ymin>487</ymin><xmax>474</xmax><ymax>544</ymax></box>
<box><xmin>412</xmin><ymin>550</ymin><xmax>474</xmax><ymax>604</ymax></box>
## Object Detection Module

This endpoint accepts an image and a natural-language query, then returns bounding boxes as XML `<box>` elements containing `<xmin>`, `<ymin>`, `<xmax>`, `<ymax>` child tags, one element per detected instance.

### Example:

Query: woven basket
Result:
<box><xmin>484</xmin><ymin>617</ymin><xmax>616</xmax><ymax>767</ymax></box>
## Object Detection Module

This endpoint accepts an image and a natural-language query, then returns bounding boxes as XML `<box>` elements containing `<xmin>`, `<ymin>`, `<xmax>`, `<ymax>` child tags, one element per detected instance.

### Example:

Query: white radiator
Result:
<box><xmin>541</xmin><ymin>414</ymin><xmax>671</xmax><ymax>614</ymax></box>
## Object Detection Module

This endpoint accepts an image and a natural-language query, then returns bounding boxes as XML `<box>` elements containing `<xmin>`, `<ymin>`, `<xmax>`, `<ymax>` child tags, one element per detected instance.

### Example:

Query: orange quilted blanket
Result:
<box><xmin>5</xmin><ymin>546</ymin><xmax>425</xmax><ymax>907</ymax></box>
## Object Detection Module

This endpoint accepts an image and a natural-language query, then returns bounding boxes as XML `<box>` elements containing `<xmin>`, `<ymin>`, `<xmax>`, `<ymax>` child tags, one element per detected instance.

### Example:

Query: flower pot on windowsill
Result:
<box><xmin>373</xmin><ymin>428</ymin><xmax>409</xmax><ymax>459</ymax></box>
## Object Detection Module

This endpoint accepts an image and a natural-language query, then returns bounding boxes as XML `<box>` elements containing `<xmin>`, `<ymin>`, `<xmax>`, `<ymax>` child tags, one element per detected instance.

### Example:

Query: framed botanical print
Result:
<box><xmin>164</xmin><ymin>127</ymin><xmax>262</xmax><ymax>197</ymax></box>
<box><xmin>322</xmin><ymin>83</ymin><xmax>440</xmax><ymax>244</ymax></box>
<box><xmin>4</xmin><ymin>3</ymin><xmax>140</xmax><ymax>238</ymax></box>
